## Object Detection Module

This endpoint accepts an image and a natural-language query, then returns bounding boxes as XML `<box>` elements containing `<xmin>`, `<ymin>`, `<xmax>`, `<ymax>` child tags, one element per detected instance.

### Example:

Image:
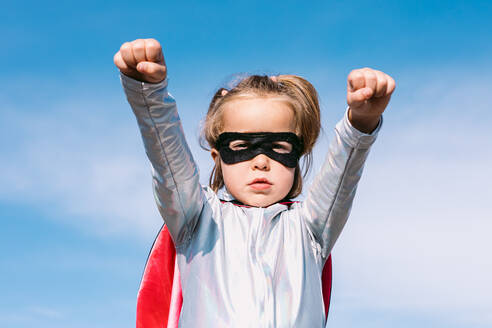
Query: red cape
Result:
<box><xmin>136</xmin><ymin>224</ymin><xmax>333</xmax><ymax>328</ymax></box>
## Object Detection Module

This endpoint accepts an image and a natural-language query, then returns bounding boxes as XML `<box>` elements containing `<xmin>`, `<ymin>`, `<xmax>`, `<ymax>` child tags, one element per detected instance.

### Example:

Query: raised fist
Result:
<box><xmin>347</xmin><ymin>68</ymin><xmax>396</xmax><ymax>133</ymax></box>
<box><xmin>114</xmin><ymin>38</ymin><xmax>167</xmax><ymax>83</ymax></box>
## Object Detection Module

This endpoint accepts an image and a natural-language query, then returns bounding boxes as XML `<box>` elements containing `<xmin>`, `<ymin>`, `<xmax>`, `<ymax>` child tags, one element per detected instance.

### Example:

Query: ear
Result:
<box><xmin>211</xmin><ymin>148</ymin><xmax>219</xmax><ymax>162</ymax></box>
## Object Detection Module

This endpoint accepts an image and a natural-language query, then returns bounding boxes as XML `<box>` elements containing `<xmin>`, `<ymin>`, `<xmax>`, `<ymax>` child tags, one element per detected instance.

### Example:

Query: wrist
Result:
<box><xmin>348</xmin><ymin>108</ymin><xmax>381</xmax><ymax>134</ymax></box>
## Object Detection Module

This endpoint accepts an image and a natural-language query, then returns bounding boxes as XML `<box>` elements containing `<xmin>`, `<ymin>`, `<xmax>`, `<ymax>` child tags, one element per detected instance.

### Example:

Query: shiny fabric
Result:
<box><xmin>121</xmin><ymin>74</ymin><xmax>381</xmax><ymax>328</ymax></box>
<box><xmin>135</xmin><ymin>224</ymin><xmax>331</xmax><ymax>328</ymax></box>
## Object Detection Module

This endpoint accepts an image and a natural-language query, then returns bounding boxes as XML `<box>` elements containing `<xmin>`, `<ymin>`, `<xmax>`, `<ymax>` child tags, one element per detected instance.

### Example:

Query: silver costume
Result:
<box><xmin>121</xmin><ymin>74</ymin><xmax>381</xmax><ymax>327</ymax></box>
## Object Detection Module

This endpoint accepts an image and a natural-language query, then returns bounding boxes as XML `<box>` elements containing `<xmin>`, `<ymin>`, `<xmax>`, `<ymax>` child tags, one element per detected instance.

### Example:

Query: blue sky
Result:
<box><xmin>1</xmin><ymin>1</ymin><xmax>491</xmax><ymax>327</ymax></box>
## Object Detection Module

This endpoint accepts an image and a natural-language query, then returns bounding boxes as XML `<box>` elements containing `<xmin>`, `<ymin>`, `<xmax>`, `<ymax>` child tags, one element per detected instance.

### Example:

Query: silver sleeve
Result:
<box><xmin>302</xmin><ymin>109</ymin><xmax>382</xmax><ymax>259</ymax></box>
<box><xmin>121</xmin><ymin>74</ymin><xmax>204</xmax><ymax>246</ymax></box>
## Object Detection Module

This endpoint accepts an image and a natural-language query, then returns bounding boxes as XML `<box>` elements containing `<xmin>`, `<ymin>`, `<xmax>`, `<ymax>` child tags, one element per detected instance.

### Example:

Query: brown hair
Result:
<box><xmin>202</xmin><ymin>74</ymin><xmax>321</xmax><ymax>199</ymax></box>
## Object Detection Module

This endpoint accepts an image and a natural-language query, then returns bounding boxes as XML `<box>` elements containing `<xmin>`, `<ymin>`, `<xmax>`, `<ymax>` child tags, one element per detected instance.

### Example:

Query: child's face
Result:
<box><xmin>211</xmin><ymin>96</ymin><xmax>297</xmax><ymax>207</ymax></box>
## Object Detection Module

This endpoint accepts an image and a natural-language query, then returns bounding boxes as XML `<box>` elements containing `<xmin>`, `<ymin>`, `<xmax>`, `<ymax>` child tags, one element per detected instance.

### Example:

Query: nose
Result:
<box><xmin>251</xmin><ymin>154</ymin><xmax>270</xmax><ymax>171</ymax></box>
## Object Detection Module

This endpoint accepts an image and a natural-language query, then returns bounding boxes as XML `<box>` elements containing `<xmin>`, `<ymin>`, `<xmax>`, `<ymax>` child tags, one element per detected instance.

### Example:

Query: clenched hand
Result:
<box><xmin>347</xmin><ymin>68</ymin><xmax>396</xmax><ymax>133</ymax></box>
<box><xmin>114</xmin><ymin>38</ymin><xmax>167</xmax><ymax>83</ymax></box>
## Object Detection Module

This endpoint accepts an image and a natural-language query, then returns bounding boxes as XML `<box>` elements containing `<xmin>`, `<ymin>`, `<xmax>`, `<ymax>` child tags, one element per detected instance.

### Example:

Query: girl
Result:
<box><xmin>114</xmin><ymin>38</ymin><xmax>395</xmax><ymax>327</ymax></box>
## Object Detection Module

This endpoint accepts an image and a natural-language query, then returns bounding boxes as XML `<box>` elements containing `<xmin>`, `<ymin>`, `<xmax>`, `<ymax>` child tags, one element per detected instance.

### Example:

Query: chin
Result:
<box><xmin>233</xmin><ymin>190</ymin><xmax>288</xmax><ymax>208</ymax></box>
<box><xmin>246</xmin><ymin>196</ymin><xmax>277</xmax><ymax>208</ymax></box>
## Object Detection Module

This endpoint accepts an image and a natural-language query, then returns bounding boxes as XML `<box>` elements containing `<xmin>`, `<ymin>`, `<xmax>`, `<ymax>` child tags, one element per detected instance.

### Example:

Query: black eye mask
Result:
<box><xmin>215</xmin><ymin>132</ymin><xmax>303</xmax><ymax>168</ymax></box>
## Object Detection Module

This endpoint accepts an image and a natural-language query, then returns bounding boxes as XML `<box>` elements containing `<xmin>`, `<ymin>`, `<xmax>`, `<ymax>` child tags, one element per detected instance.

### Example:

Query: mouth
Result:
<box><xmin>248</xmin><ymin>178</ymin><xmax>272</xmax><ymax>190</ymax></box>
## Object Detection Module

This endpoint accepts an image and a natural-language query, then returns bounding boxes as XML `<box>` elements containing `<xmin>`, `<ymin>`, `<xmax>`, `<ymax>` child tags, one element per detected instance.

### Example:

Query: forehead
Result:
<box><xmin>220</xmin><ymin>96</ymin><xmax>296</xmax><ymax>133</ymax></box>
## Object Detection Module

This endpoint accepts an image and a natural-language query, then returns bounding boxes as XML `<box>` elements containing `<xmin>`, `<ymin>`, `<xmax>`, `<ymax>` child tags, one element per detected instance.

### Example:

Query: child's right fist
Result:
<box><xmin>114</xmin><ymin>38</ymin><xmax>167</xmax><ymax>83</ymax></box>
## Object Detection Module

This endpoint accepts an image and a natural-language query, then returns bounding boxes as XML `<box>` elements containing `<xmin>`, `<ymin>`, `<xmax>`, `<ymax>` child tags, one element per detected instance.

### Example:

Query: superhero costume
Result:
<box><xmin>121</xmin><ymin>74</ymin><xmax>381</xmax><ymax>327</ymax></box>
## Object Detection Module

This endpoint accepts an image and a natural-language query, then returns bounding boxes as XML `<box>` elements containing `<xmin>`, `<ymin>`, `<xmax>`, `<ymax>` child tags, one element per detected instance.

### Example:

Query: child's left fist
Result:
<box><xmin>346</xmin><ymin>68</ymin><xmax>396</xmax><ymax>133</ymax></box>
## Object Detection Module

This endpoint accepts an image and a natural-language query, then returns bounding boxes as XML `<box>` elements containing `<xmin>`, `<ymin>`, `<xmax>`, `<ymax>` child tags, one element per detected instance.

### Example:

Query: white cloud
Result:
<box><xmin>28</xmin><ymin>306</ymin><xmax>63</xmax><ymax>319</ymax></box>
<box><xmin>0</xmin><ymin>306</ymin><xmax>63</xmax><ymax>328</ymax></box>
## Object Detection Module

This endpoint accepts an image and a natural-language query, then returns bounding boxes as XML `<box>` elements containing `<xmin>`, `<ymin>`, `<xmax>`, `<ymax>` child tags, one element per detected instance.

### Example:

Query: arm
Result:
<box><xmin>302</xmin><ymin>111</ymin><xmax>381</xmax><ymax>258</ymax></box>
<box><xmin>302</xmin><ymin>68</ymin><xmax>395</xmax><ymax>258</ymax></box>
<box><xmin>116</xmin><ymin>39</ymin><xmax>204</xmax><ymax>246</ymax></box>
